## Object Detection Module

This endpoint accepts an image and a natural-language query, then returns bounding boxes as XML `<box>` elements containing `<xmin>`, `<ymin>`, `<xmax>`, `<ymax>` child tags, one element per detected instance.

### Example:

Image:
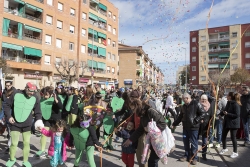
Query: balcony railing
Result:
<box><xmin>35</xmin><ymin>0</ymin><xmax>44</xmax><ymax>3</ymax></box>
<box><xmin>89</xmin><ymin>20</ymin><xmax>107</xmax><ymax>31</ymax></box>
<box><xmin>87</xmin><ymin>68</ymin><xmax>106</xmax><ymax>74</ymax></box>
<box><xmin>88</xmin><ymin>37</ymin><xmax>99</xmax><ymax>42</ymax></box>
<box><xmin>88</xmin><ymin>53</ymin><xmax>106</xmax><ymax>59</ymax></box>
<box><xmin>3</xmin><ymin>56</ymin><xmax>41</xmax><ymax>65</ymax></box>
<box><xmin>4</xmin><ymin>8</ymin><xmax>42</xmax><ymax>23</ymax></box>
<box><xmin>99</xmin><ymin>10</ymin><xmax>107</xmax><ymax>16</ymax></box>
<box><xmin>208</xmin><ymin>59</ymin><xmax>228</xmax><ymax>63</ymax></box>
<box><xmin>209</xmin><ymin>48</ymin><xmax>230</xmax><ymax>52</ymax></box>
<box><xmin>23</xmin><ymin>34</ymin><xmax>42</xmax><ymax>44</ymax></box>
<box><xmin>89</xmin><ymin>5</ymin><xmax>98</xmax><ymax>12</ymax></box>
<box><xmin>209</xmin><ymin>36</ymin><xmax>230</xmax><ymax>43</ymax></box>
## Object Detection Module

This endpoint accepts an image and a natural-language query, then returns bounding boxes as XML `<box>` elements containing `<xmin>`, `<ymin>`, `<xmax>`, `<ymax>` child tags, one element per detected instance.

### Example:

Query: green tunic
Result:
<box><xmin>14</xmin><ymin>93</ymin><xmax>36</xmax><ymax>123</ymax></box>
<box><xmin>58</xmin><ymin>95</ymin><xmax>66</xmax><ymax>112</ymax></box>
<box><xmin>40</xmin><ymin>97</ymin><xmax>54</xmax><ymax>120</ymax></box>
<box><xmin>65</xmin><ymin>95</ymin><xmax>73</xmax><ymax>112</ymax></box>
<box><xmin>70</xmin><ymin>127</ymin><xmax>89</xmax><ymax>150</ymax></box>
<box><xmin>111</xmin><ymin>97</ymin><xmax>124</xmax><ymax>113</ymax></box>
<box><xmin>103</xmin><ymin>114</ymin><xmax>114</xmax><ymax>134</ymax></box>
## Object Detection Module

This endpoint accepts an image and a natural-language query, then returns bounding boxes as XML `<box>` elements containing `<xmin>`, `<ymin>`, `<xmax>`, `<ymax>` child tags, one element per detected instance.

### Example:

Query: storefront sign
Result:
<box><xmin>24</xmin><ymin>72</ymin><xmax>43</xmax><ymax>79</ymax></box>
<box><xmin>79</xmin><ymin>78</ymin><xmax>89</xmax><ymax>83</ymax></box>
<box><xmin>53</xmin><ymin>75</ymin><xmax>62</xmax><ymax>81</ymax></box>
<box><xmin>124</xmin><ymin>79</ymin><xmax>133</xmax><ymax>85</ymax></box>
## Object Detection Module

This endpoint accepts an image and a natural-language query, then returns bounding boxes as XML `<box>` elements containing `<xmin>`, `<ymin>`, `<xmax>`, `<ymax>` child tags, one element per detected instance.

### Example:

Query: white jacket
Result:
<box><xmin>165</xmin><ymin>95</ymin><xmax>176</xmax><ymax>109</ymax></box>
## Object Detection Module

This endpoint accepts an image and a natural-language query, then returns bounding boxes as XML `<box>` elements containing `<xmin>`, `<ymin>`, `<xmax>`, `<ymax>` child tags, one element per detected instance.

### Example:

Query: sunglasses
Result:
<box><xmin>27</xmin><ymin>89</ymin><xmax>35</xmax><ymax>92</ymax></box>
<box><xmin>5</xmin><ymin>85</ymin><xmax>11</xmax><ymax>87</ymax></box>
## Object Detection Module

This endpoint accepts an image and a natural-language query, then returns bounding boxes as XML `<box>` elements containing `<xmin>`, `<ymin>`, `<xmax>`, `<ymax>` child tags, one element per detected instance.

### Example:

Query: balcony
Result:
<box><xmin>3</xmin><ymin>56</ymin><xmax>41</xmax><ymax>65</ymax></box>
<box><xmin>208</xmin><ymin>59</ymin><xmax>228</xmax><ymax>63</ymax></box>
<box><xmin>99</xmin><ymin>9</ymin><xmax>107</xmax><ymax>17</ymax></box>
<box><xmin>88</xmin><ymin>36</ymin><xmax>99</xmax><ymax>43</ymax></box>
<box><xmin>89</xmin><ymin>20</ymin><xmax>106</xmax><ymax>31</ymax></box>
<box><xmin>88</xmin><ymin>53</ymin><xmax>106</xmax><ymax>59</ymax></box>
<box><xmin>209</xmin><ymin>48</ymin><xmax>230</xmax><ymax>53</ymax></box>
<box><xmin>209</xmin><ymin>36</ymin><xmax>230</xmax><ymax>43</ymax></box>
<box><xmin>87</xmin><ymin>68</ymin><xmax>106</xmax><ymax>74</ymax></box>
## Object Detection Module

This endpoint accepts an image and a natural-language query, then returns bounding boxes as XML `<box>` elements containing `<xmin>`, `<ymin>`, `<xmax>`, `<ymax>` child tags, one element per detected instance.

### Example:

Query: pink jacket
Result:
<box><xmin>41</xmin><ymin>128</ymin><xmax>70</xmax><ymax>162</ymax></box>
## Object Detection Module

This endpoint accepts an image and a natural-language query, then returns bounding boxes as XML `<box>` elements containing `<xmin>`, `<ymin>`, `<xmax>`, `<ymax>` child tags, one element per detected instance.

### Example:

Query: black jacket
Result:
<box><xmin>219</xmin><ymin>101</ymin><xmax>240</xmax><ymax>129</ymax></box>
<box><xmin>196</xmin><ymin>103</ymin><xmax>213</xmax><ymax>135</ymax></box>
<box><xmin>240</xmin><ymin>93</ymin><xmax>250</xmax><ymax>118</ymax></box>
<box><xmin>129</xmin><ymin>108</ymin><xmax>166</xmax><ymax>143</ymax></box>
<box><xmin>114</xmin><ymin>104</ymin><xmax>133</xmax><ymax>127</ymax></box>
<box><xmin>50</xmin><ymin>94</ymin><xmax>63</xmax><ymax>121</ymax></box>
<box><xmin>86</xmin><ymin>125</ymin><xmax>101</xmax><ymax>147</ymax></box>
<box><xmin>172</xmin><ymin>100</ymin><xmax>202</xmax><ymax>130</ymax></box>
<box><xmin>116</xmin><ymin>129</ymin><xmax>137</xmax><ymax>154</ymax></box>
<box><xmin>1</xmin><ymin>87</ymin><xmax>16</xmax><ymax>102</ymax></box>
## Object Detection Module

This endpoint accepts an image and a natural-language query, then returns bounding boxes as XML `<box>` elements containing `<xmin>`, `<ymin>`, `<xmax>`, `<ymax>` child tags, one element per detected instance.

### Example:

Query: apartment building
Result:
<box><xmin>0</xmin><ymin>0</ymin><xmax>119</xmax><ymax>89</ymax></box>
<box><xmin>118</xmin><ymin>43</ymin><xmax>164</xmax><ymax>89</ymax></box>
<box><xmin>190</xmin><ymin>23</ymin><xmax>250</xmax><ymax>88</ymax></box>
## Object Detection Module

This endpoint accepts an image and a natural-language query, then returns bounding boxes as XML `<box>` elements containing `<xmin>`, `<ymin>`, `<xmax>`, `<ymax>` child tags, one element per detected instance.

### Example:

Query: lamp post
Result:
<box><xmin>91</xmin><ymin>21</ymin><xmax>99</xmax><ymax>88</ymax></box>
<box><xmin>182</xmin><ymin>47</ymin><xmax>187</xmax><ymax>92</ymax></box>
<box><xmin>35</xmin><ymin>71</ymin><xmax>39</xmax><ymax>87</ymax></box>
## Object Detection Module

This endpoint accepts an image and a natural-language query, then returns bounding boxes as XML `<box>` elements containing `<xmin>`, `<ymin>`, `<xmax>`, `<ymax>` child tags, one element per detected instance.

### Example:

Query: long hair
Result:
<box><xmin>122</xmin><ymin>92</ymin><xmax>131</xmax><ymax>107</ymax></box>
<box><xmin>86</xmin><ymin>86</ymin><xmax>93</xmax><ymax>100</ymax></box>
<box><xmin>234</xmin><ymin>93</ymin><xmax>242</xmax><ymax>106</ymax></box>
<box><xmin>228</xmin><ymin>92</ymin><xmax>234</xmax><ymax>101</ymax></box>
<box><xmin>130</xmin><ymin>99</ymin><xmax>143</xmax><ymax>116</ymax></box>
<box><xmin>51</xmin><ymin>120</ymin><xmax>68</xmax><ymax>138</ymax></box>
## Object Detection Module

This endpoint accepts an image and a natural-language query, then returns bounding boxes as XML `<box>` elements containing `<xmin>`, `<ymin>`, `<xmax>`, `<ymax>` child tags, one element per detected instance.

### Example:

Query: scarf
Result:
<box><xmin>200</xmin><ymin>100</ymin><xmax>210</xmax><ymax>112</ymax></box>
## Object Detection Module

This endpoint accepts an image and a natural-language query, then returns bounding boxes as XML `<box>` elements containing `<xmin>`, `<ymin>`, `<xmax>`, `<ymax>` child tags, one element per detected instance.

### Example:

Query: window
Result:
<box><xmin>108</xmin><ymin>38</ymin><xmax>111</xmax><ymax>45</ymax></box>
<box><xmin>192</xmin><ymin>57</ymin><xmax>196</xmax><ymax>62</ymax></box>
<box><xmin>245</xmin><ymin>42</ymin><xmax>250</xmax><ymax>48</ymax></box>
<box><xmin>46</xmin><ymin>15</ymin><xmax>52</xmax><ymax>25</ymax></box>
<box><xmin>108</xmin><ymin>52</ymin><xmax>111</xmax><ymax>59</ymax></box>
<box><xmin>57</xmin><ymin>20</ymin><xmax>62</xmax><ymax>29</ymax></box>
<box><xmin>201</xmin><ymin>76</ymin><xmax>206</xmax><ymax>81</ymax></box>
<box><xmin>82</xmin><ymin>12</ymin><xmax>86</xmax><ymax>20</ymax></box>
<box><xmin>45</xmin><ymin>35</ymin><xmax>52</xmax><ymax>45</ymax></box>
<box><xmin>112</xmin><ymin>41</ymin><xmax>116</xmax><ymax>47</ymax></box>
<box><xmin>192</xmin><ymin>47</ymin><xmax>196</xmax><ymax>52</ymax></box>
<box><xmin>113</xmin><ymin>15</ymin><xmax>116</xmax><ymax>21</ymax></box>
<box><xmin>70</xmin><ymin>8</ymin><xmax>75</xmax><ymax>16</ymax></box>
<box><xmin>112</xmin><ymin>67</ymin><xmax>115</xmax><ymax>74</ymax></box>
<box><xmin>58</xmin><ymin>2</ymin><xmax>63</xmax><ymax>11</ymax></box>
<box><xmin>81</xmin><ymin>45</ymin><xmax>86</xmax><ymax>53</ymax></box>
<box><xmin>232</xmin><ymin>64</ymin><xmax>238</xmax><ymax>70</ymax></box>
<box><xmin>44</xmin><ymin>55</ymin><xmax>51</xmax><ymax>65</ymax></box>
<box><xmin>192</xmin><ymin>76</ymin><xmax>196</xmax><ymax>80</ymax></box>
<box><xmin>47</xmin><ymin>0</ymin><xmax>53</xmax><ymax>6</ymax></box>
<box><xmin>82</xmin><ymin>28</ymin><xmax>86</xmax><ymax>36</ymax></box>
<box><xmin>232</xmin><ymin>42</ymin><xmax>237</xmax><ymax>48</ymax></box>
<box><xmin>192</xmin><ymin>66</ymin><xmax>196</xmax><ymax>71</ymax></box>
<box><xmin>245</xmin><ymin>63</ymin><xmax>250</xmax><ymax>69</ymax></box>
<box><xmin>113</xmin><ymin>28</ymin><xmax>116</xmax><ymax>35</ymax></box>
<box><xmin>245</xmin><ymin>31</ymin><xmax>250</xmax><ymax>37</ymax></box>
<box><xmin>192</xmin><ymin>37</ymin><xmax>196</xmax><ymax>42</ymax></box>
<box><xmin>201</xmin><ymin>36</ymin><xmax>206</xmax><ymax>41</ymax></box>
<box><xmin>69</xmin><ymin>59</ymin><xmax>74</xmax><ymax>66</ymax></box>
<box><xmin>232</xmin><ymin>53</ymin><xmax>238</xmax><ymax>59</ymax></box>
<box><xmin>112</xmin><ymin>54</ymin><xmax>115</xmax><ymax>61</ymax></box>
<box><xmin>246</xmin><ymin>53</ymin><xmax>250</xmax><ymax>58</ymax></box>
<box><xmin>55</xmin><ymin>57</ymin><xmax>61</xmax><ymax>66</ymax></box>
<box><xmin>201</xmin><ymin>46</ymin><xmax>206</xmax><ymax>51</ymax></box>
<box><xmin>69</xmin><ymin>42</ymin><xmax>74</xmax><ymax>51</ymax></box>
<box><xmin>56</xmin><ymin>39</ymin><xmax>62</xmax><ymax>48</ymax></box>
<box><xmin>232</xmin><ymin>32</ymin><xmax>237</xmax><ymax>37</ymax></box>
<box><xmin>70</xmin><ymin>25</ymin><xmax>75</xmax><ymax>33</ymax></box>
<box><xmin>108</xmin><ymin>25</ymin><xmax>111</xmax><ymax>32</ymax></box>
<box><xmin>83</xmin><ymin>0</ymin><xmax>87</xmax><ymax>4</ymax></box>
<box><xmin>107</xmin><ymin>66</ymin><xmax>110</xmax><ymax>73</ymax></box>
<box><xmin>108</xmin><ymin>11</ymin><xmax>112</xmax><ymax>18</ymax></box>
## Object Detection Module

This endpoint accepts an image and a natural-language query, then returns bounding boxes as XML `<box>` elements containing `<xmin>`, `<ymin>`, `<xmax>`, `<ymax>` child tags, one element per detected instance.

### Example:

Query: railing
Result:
<box><xmin>3</xmin><ymin>56</ymin><xmax>41</xmax><ymax>65</ymax></box>
<box><xmin>89</xmin><ymin>20</ymin><xmax>107</xmax><ymax>31</ymax></box>
<box><xmin>2</xmin><ymin>31</ymin><xmax>19</xmax><ymax>39</ymax></box>
<box><xmin>23</xmin><ymin>34</ymin><xmax>42</xmax><ymax>44</ymax></box>
<box><xmin>87</xmin><ymin>68</ymin><xmax>106</xmax><ymax>74</ymax></box>
<box><xmin>4</xmin><ymin>8</ymin><xmax>42</xmax><ymax>23</ymax></box>
<box><xmin>208</xmin><ymin>59</ymin><xmax>228</xmax><ymax>63</ymax></box>
<box><xmin>35</xmin><ymin>0</ymin><xmax>44</xmax><ymax>3</ymax></box>
<box><xmin>89</xmin><ymin>5</ymin><xmax>98</xmax><ymax>12</ymax></box>
<box><xmin>209</xmin><ymin>48</ymin><xmax>230</xmax><ymax>52</ymax></box>
<box><xmin>99</xmin><ymin>9</ymin><xmax>107</xmax><ymax>17</ymax></box>
<box><xmin>88</xmin><ymin>37</ymin><xmax>99</xmax><ymax>42</ymax></box>
<box><xmin>209</xmin><ymin>36</ymin><xmax>230</xmax><ymax>43</ymax></box>
<box><xmin>88</xmin><ymin>53</ymin><xmax>106</xmax><ymax>59</ymax></box>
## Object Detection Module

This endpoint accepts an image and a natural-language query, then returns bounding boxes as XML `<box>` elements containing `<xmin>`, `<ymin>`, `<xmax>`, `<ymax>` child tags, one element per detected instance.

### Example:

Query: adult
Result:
<box><xmin>240</xmin><ymin>86</ymin><xmax>250</xmax><ymax>146</ymax></box>
<box><xmin>123</xmin><ymin>100</ymin><xmax>167</xmax><ymax>167</ymax></box>
<box><xmin>207</xmin><ymin>89</ymin><xmax>216</xmax><ymax>148</ymax></box>
<box><xmin>4</xmin><ymin>82</ymin><xmax>42</xmax><ymax>167</ymax></box>
<box><xmin>219</xmin><ymin>92</ymin><xmax>241</xmax><ymax>158</ymax></box>
<box><xmin>55</xmin><ymin>83</ymin><xmax>67</xmax><ymax>120</ymax></box>
<box><xmin>65</xmin><ymin>87</ymin><xmax>79</xmax><ymax>126</ymax></box>
<box><xmin>165</xmin><ymin>91</ymin><xmax>177</xmax><ymax>121</ymax></box>
<box><xmin>173</xmin><ymin>91</ymin><xmax>182</xmax><ymax>117</ymax></box>
<box><xmin>172</xmin><ymin>93</ymin><xmax>202</xmax><ymax>165</ymax></box>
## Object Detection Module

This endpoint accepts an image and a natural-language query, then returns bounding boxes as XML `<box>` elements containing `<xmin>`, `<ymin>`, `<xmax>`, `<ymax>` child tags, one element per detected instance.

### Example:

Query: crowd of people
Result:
<box><xmin>0</xmin><ymin>80</ymin><xmax>250</xmax><ymax>167</ymax></box>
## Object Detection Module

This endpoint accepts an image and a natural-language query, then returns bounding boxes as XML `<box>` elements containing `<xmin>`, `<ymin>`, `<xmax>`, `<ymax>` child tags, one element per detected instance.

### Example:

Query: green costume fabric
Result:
<box><xmin>74</xmin><ymin>146</ymin><xmax>95</xmax><ymax>167</ymax></box>
<box><xmin>58</xmin><ymin>95</ymin><xmax>66</xmax><ymax>112</ymax></box>
<box><xmin>111</xmin><ymin>97</ymin><xmax>124</xmax><ymax>113</ymax></box>
<box><xmin>70</xmin><ymin>127</ymin><xmax>89</xmax><ymax>150</ymax></box>
<box><xmin>40</xmin><ymin>98</ymin><xmax>54</xmax><ymax>120</ymax></box>
<box><xmin>103</xmin><ymin>134</ymin><xmax>113</xmax><ymax>149</ymax></box>
<box><xmin>65</xmin><ymin>95</ymin><xmax>73</xmax><ymax>112</ymax></box>
<box><xmin>100</xmin><ymin>90</ymin><xmax>106</xmax><ymax>100</ymax></box>
<box><xmin>8</xmin><ymin>131</ymin><xmax>31</xmax><ymax>165</ymax></box>
<box><xmin>13</xmin><ymin>93</ymin><xmax>36</xmax><ymax>122</ymax></box>
<box><xmin>67</xmin><ymin>114</ymin><xmax>77</xmax><ymax>126</ymax></box>
<box><xmin>103</xmin><ymin>114</ymin><xmax>114</xmax><ymax>134</ymax></box>
<box><xmin>78</xmin><ymin>103</ymin><xmax>84</xmax><ymax>112</ymax></box>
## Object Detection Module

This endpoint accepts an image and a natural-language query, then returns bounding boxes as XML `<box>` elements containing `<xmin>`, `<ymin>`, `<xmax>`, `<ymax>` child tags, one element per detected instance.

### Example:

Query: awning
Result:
<box><xmin>98</xmin><ymin>32</ymin><xmax>106</xmax><ymax>39</ymax></box>
<box><xmin>219</xmin><ymin>42</ymin><xmax>229</xmax><ymax>46</ymax></box>
<box><xmin>2</xmin><ymin>42</ymin><xmax>22</xmax><ymax>51</ymax></box>
<box><xmin>24</xmin><ymin>25</ymin><xmax>42</xmax><ymax>33</ymax></box>
<box><xmin>99</xmin><ymin>3</ymin><xmax>107</xmax><ymax>11</ymax></box>
<box><xmin>88</xmin><ymin>28</ymin><xmax>98</xmax><ymax>36</ymax></box>
<box><xmin>97</xmin><ymin>62</ymin><xmax>102</xmax><ymax>69</ymax></box>
<box><xmin>90</xmin><ymin>0</ymin><xmax>99</xmax><ymax>4</ymax></box>
<box><xmin>208</xmin><ymin>64</ymin><xmax>218</xmax><ymax>68</ymax></box>
<box><xmin>14</xmin><ymin>0</ymin><xmax>25</xmax><ymax>5</ymax></box>
<box><xmin>88</xmin><ymin>43</ymin><xmax>97</xmax><ymax>50</ymax></box>
<box><xmin>209</xmin><ymin>54</ymin><xmax>218</xmax><ymax>57</ymax></box>
<box><xmin>98</xmin><ymin>17</ymin><xmax>106</xmax><ymax>23</ymax></box>
<box><xmin>87</xmin><ymin>60</ymin><xmax>97</xmax><ymax>68</ymax></box>
<box><xmin>89</xmin><ymin>12</ymin><xmax>98</xmax><ymax>21</ymax></box>
<box><xmin>26</xmin><ymin>4</ymin><xmax>43</xmax><ymax>12</ymax></box>
<box><xmin>220</xmin><ymin>64</ymin><xmax>230</xmax><ymax>69</ymax></box>
<box><xmin>219</xmin><ymin>53</ymin><xmax>230</xmax><ymax>58</ymax></box>
<box><xmin>24</xmin><ymin>47</ymin><xmax>42</xmax><ymax>57</ymax></box>
<box><xmin>98</xmin><ymin>47</ymin><xmax>106</xmax><ymax>57</ymax></box>
<box><xmin>219</xmin><ymin>32</ymin><xmax>229</xmax><ymax>35</ymax></box>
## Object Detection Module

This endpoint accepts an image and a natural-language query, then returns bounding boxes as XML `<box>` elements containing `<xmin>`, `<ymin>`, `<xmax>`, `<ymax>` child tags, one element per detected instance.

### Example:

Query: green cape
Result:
<box><xmin>111</xmin><ymin>97</ymin><xmax>124</xmax><ymax>113</ymax></box>
<box><xmin>70</xmin><ymin>127</ymin><xmax>89</xmax><ymax>150</ymax></box>
<box><xmin>65</xmin><ymin>95</ymin><xmax>73</xmax><ymax>112</ymax></box>
<box><xmin>58</xmin><ymin>95</ymin><xmax>66</xmax><ymax>112</ymax></box>
<box><xmin>40</xmin><ymin>97</ymin><xmax>54</xmax><ymax>120</ymax></box>
<box><xmin>103</xmin><ymin>114</ymin><xmax>114</xmax><ymax>134</ymax></box>
<box><xmin>14</xmin><ymin>93</ymin><xmax>36</xmax><ymax>123</ymax></box>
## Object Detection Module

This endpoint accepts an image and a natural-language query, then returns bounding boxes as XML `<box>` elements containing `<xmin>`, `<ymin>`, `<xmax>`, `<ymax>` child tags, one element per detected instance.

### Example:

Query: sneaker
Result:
<box><xmin>219</xmin><ymin>149</ymin><xmax>228</xmax><ymax>155</ymax></box>
<box><xmin>215</xmin><ymin>143</ymin><xmax>221</xmax><ymax>148</ymax></box>
<box><xmin>230</xmin><ymin>152</ymin><xmax>238</xmax><ymax>158</ymax></box>
<box><xmin>179</xmin><ymin>156</ymin><xmax>187</xmax><ymax>162</ymax></box>
<box><xmin>208</xmin><ymin>143</ymin><xmax>214</xmax><ymax>148</ymax></box>
<box><xmin>244</xmin><ymin>141</ymin><xmax>250</xmax><ymax>146</ymax></box>
<box><xmin>191</xmin><ymin>159</ymin><xmax>197</xmax><ymax>165</ymax></box>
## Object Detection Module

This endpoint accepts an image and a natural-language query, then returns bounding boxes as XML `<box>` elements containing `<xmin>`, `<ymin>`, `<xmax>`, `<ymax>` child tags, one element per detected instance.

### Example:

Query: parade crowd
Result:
<box><xmin>0</xmin><ymin>81</ymin><xmax>250</xmax><ymax>167</ymax></box>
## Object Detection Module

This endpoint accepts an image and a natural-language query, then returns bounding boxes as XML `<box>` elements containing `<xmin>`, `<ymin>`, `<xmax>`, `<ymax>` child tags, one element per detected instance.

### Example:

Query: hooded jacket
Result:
<box><xmin>240</xmin><ymin>92</ymin><xmax>250</xmax><ymax>118</ymax></box>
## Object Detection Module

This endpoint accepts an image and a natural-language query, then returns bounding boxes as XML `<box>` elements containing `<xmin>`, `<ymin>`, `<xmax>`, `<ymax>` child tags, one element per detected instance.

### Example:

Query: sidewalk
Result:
<box><xmin>0</xmin><ymin>125</ymin><xmax>227</xmax><ymax>167</ymax></box>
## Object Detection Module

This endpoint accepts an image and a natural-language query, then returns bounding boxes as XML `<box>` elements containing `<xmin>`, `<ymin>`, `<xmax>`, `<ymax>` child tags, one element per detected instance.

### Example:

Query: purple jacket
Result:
<box><xmin>41</xmin><ymin>128</ymin><xmax>70</xmax><ymax>161</ymax></box>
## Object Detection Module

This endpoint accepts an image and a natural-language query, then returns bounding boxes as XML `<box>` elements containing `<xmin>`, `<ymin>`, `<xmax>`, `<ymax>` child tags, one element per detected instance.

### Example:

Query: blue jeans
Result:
<box><xmin>0</xmin><ymin>110</ymin><xmax>4</xmax><ymax>120</ymax></box>
<box><xmin>209</xmin><ymin>119</ymin><xmax>223</xmax><ymax>144</ymax></box>
<box><xmin>183</xmin><ymin>129</ymin><xmax>199</xmax><ymax>160</ymax></box>
<box><xmin>242</xmin><ymin>117</ymin><xmax>250</xmax><ymax>142</ymax></box>
<box><xmin>201</xmin><ymin>134</ymin><xmax>207</xmax><ymax>157</ymax></box>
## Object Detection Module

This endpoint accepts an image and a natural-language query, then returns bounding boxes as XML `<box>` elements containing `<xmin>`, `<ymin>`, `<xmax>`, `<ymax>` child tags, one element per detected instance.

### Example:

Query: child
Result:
<box><xmin>38</xmin><ymin>120</ymin><xmax>71</xmax><ymax>167</ymax></box>
<box><xmin>115</xmin><ymin>121</ymin><xmax>137</xmax><ymax>167</ymax></box>
<box><xmin>103</xmin><ymin>108</ymin><xmax>114</xmax><ymax>150</ymax></box>
<box><xmin>70</xmin><ymin>112</ymin><xmax>102</xmax><ymax>167</ymax></box>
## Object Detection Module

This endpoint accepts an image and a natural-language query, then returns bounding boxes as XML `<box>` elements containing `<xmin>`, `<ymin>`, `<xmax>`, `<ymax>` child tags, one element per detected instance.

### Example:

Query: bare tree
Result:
<box><xmin>0</xmin><ymin>57</ymin><xmax>13</xmax><ymax>78</ymax></box>
<box><xmin>209</xmin><ymin>70</ymin><xmax>231</xmax><ymax>90</ymax></box>
<box><xmin>231</xmin><ymin>68</ymin><xmax>250</xmax><ymax>86</ymax></box>
<box><xmin>54</xmin><ymin>58</ymin><xmax>88</xmax><ymax>86</ymax></box>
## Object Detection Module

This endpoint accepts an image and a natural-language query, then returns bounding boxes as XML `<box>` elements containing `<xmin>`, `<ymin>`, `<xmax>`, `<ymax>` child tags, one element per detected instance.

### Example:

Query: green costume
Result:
<box><xmin>111</xmin><ymin>97</ymin><xmax>124</xmax><ymax>113</ymax></box>
<box><xmin>58</xmin><ymin>95</ymin><xmax>66</xmax><ymax>112</ymax></box>
<box><xmin>66</xmin><ymin>95</ymin><xmax>75</xmax><ymax>126</ymax></box>
<box><xmin>70</xmin><ymin>127</ymin><xmax>96</xmax><ymax>167</ymax></box>
<box><xmin>103</xmin><ymin>113</ymin><xmax>114</xmax><ymax>149</ymax></box>
<box><xmin>65</xmin><ymin>95</ymin><xmax>73</xmax><ymax>112</ymax></box>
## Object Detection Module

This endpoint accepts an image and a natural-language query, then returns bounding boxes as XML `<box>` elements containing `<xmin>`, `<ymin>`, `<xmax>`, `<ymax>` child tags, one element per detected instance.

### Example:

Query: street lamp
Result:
<box><xmin>35</xmin><ymin>71</ymin><xmax>39</xmax><ymax>87</ymax></box>
<box><xmin>181</xmin><ymin>47</ymin><xmax>187</xmax><ymax>92</ymax></box>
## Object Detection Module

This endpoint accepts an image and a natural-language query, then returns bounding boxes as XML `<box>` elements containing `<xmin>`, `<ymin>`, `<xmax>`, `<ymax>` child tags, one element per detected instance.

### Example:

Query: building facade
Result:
<box><xmin>118</xmin><ymin>43</ymin><xmax>164</xmax><ymax>89</ymax></box>
<box><xmin>189</xmin><ymin>23</ymin><xmax>250</xmax><ymax>88</ymax></box>
<box><xmin>0</xmin><ymin>0</ymin><xmax>119</xmax><ymax>89</ymax></box>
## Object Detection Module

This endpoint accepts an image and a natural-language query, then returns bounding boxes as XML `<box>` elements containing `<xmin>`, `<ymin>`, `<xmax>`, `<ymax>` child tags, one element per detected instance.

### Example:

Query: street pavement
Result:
<box><xmin>0</xmin><ymin>124</ymin><xmax>230</xmax><ymax>167</ymax></box>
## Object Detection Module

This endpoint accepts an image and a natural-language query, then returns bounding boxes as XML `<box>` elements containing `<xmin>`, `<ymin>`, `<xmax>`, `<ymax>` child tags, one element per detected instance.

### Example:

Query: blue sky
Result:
<box><xmin>109</xmin><ymin>0</ymin><xmax>250</xmax><ymax>84</ymax></box>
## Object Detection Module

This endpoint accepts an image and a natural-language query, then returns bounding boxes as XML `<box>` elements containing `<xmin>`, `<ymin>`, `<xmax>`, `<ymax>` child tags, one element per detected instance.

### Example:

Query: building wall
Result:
<box><xmin>189</xmin><ymin>31</ymin><xmax>199</xmax><ymax>86</ymax></box>
<box><xmin>241</xmin><ymin>23</ymin><xmax>250</xmax><ymax>70</ymax></box>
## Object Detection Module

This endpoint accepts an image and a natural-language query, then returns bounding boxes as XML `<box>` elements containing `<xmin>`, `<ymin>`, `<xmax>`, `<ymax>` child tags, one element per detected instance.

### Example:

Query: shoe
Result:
<box><xmin>179</xmin><ymin>156</ymin><xmax>187</xmax><ymax>162</ymax></box>
<box><xmin>244</xmin><ymin>141</ymin><xmax>250</xmax><ymax>146</ymax></box>
<box><xmin>23</xmin><ymin>161</ymin><xmax>32</xmax><ymax>167</ymax></box>
<box><xmin>6</xmin><ymin>158</ymin><xmax>16</xmax><ymax>167</ymax></box>
<box><xmin>5</xmin><ymin>148</ymin><xmax>9</xmax><ymax>154</ymax></box>
<box><xmin>36</xmin><ymin>151</ymin><xmax>47</xmax><ymax>157</ymax></box>
<box><xmin>207</xmin><ymin>143</ymin><xmax>214</xmax><ymax>148</ymax></box>
<box><xmin>230</xmin><ymin>152</ymin><xmax>238</xmax><ymax>158</ymax></box>
<box><xmin>191</xmin><ymin>159</ymin><xmax>197</xmax><ymax>165</ymax></box>
<box><xmin>219</xmin><ymin>149</ymin><xmax>228</xmax><ymax>155</ymax></box>
<box><xmin>215</xmin><ymin>143</ymin><xmax>221</xmax><ymax>148</ymax></box>
<box><xmin>202</xmin><ymin>155</ymin><xmax>207</xmax><ymax>161</ymax></box>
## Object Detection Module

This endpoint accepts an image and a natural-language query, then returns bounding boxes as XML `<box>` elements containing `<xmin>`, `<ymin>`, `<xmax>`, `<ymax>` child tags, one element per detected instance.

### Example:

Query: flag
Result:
<box><xmin>102</xmin><ymin>39</ymin><xmax>107</xmax><ymax>46</ymax></box>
